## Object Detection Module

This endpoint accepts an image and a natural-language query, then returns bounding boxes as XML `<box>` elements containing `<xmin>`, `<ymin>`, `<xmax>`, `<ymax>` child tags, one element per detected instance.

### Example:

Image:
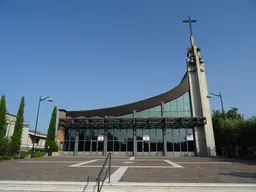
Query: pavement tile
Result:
<box><xmin>120</xmin><ymin>163</ymin><xmax>256</xmax><ymax>183</ymax></box>
<box><xmin>0</xmin><ymin>160</ymin><xmax>117</xmax><ymax>182</ymax></box>
<box><xmin>1</xmin><ymin>157</ymin><xmax>256</xmax><ymax>184</ymax></box>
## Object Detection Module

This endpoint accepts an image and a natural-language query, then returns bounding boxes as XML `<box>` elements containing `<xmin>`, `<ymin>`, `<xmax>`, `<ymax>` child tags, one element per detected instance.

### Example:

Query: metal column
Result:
<box><xmin>163</xmin><ymin>123</ymin><xmax>167</xmax><ymax>156</ymax></box>
<box><xmin>104</xmin><ymin>126</ymin><xmax>108</xmax><ymax>156</ymax></box>
<box><xmin>103</xmin><ymin>116</ymin><xmax>108</xmax><ymax>156</ymax></box>
<box><xmin>74</xmin><ymin>128</ymin><xmax>79</xmax><ymax>156</ymax></box>
<box><xmin>133</xmin><ymin>110</ymin><xmax>137</xmax><ymax>156</ymax></box>
<box><xmin>161</xmin><ymin>102</ymin><xmax>167</xmax><ymax>156</ymax></box>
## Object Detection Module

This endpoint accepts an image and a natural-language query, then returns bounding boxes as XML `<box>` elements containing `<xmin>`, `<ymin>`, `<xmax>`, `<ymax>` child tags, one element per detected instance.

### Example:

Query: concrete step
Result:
<box><xmin>0</xmin><ymin>181</ymin><xmax>256</xmax><ymax>192</ymax></box>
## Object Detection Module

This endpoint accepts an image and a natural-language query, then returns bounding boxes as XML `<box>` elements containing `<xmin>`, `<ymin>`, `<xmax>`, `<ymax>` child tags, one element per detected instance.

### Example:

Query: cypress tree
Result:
<box><xmin>45</xmin><ymin>106</ymin><xmax>58</xmax><ymax>152</ymax></box>
<box><xmin>0</xmin><ymin>95</ymin><xmax>7</xmax><ymax>151</ymax></box>
<box><xmin>10</xmin><ymin>97</ymin><xmax>25</xmax><ymax>153</ymax></box>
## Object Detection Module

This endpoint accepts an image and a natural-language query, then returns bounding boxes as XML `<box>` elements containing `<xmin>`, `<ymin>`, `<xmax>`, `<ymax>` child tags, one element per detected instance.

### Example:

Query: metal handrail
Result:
<box><xmin>83</xmin><ymin>176</ymin><xmax>97</xmax><ymax>192</ymax></box>
<box><xmin>97</xmin><ymin>153</ymin><xmax>111</xmax><ymax>192</ymax></box>
<box><xmin>83</xmin><ymin>176</ymin><xmax>91</xmax><ymax>192</ymax></box>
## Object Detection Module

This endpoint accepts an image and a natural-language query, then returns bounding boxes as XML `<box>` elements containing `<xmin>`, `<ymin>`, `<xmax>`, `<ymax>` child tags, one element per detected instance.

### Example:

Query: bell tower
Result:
<box><xmin>183</xmin><ymin>17</ymin><xmax>216</xmax><ymax>156</ymax></box>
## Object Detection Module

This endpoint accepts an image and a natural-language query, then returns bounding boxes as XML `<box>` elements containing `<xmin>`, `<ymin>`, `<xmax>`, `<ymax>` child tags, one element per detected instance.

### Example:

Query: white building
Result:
<box><xmin>26</xmin><ymin>131</ymin><xmax>47</xmax><ymax>151</ymax></box>
<box><xmin>5</xmin><ymin>113</ymin><xmax>47</xmax><ymax>151</ymax></box>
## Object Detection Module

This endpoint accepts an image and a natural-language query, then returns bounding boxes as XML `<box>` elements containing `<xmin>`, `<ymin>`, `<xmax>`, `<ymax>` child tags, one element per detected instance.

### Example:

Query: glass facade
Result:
<box><xmin>163</xmin><ymin>92</ymin><xmax>191</xmax><ymax>117</ymax></box>
<box><xmin>63</xmin><ymin>92</ymin><xmax>195</xmax><ymax>156</ymax></box>
<box><xmin>135</xmin><ymin>105</ymin><xmax>161</xmax><ymax>117</ymax></box>
<box><xmin>107</xmin><ymin>127</ymin><xmax>134</xmax><ymax>155</ymax></box>
<box><xmin>136</xmin><ymin>127</ymin><xmax>164</xmax><ymax>156</ymax></box>
<box><xmin>166</xmin><ymin>128</ymin><xmax>195</xmax><ymax>155</ymax></box>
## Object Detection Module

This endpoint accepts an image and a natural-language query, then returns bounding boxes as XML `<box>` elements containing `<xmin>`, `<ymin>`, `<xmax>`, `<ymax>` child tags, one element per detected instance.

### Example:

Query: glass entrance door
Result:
<box><xmin>91</xmin><ymin>141</ymin><xmax>104</xmax><ymax>156</ymax></box>
<box><xmin>137</xmin><ymin>141</ymin><xmax>150</xmax><ymax>155</ymax></box>
<box><xmin>143</xmin><ymin>141</ymin><xmax>150</xmax><ymax>155</ymax></box>
<box><xmin>97</xmin><ymin>141</ymin><xmax>104</xmax><ymax>155</ymax></box>
<box><xmin>90</xmin><ymin>128</ymin><xmax>105</xmax><ymax>156</ymax></box>
<box><xmin>107</xmin><ymin>128</ymin><xmax>134</xmax><ymax>156</ymax></box>
<box><xmin>136</xmin><ymin>128</ymin><xmax>163</xmax><ymax>156</ymax></box>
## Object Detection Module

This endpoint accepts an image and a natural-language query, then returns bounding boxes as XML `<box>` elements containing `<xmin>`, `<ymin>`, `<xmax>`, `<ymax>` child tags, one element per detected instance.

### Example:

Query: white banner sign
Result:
<box><xmin>143</xmin><ymin>135</ymin><xmax>150</xmax><ymax>141</ymax></box>
<box><xmin>98</xmin><ymin>135</ymin><xmax>104</xmax><ymax>141</ymax></box>
<box><xmin>186</xmin><ymin>134</ymin><xmax>194</xmax><ymax>141</ymax></box>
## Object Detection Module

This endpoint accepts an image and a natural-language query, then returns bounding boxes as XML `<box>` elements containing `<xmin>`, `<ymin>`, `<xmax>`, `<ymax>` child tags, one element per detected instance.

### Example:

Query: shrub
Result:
<box><xmin>2</xmin><ymin>155</ymin><xmax>12</xmax><ymax>160</ymax></box>
<box><xmin>31</xmin><ymin>151</ymin><xmax>46</xmax><ymax>158</ymax></box>
<box><xmin>19</xmin><ymin>151</ymin><xmax>29</xmax><ymax>159</ymax></box>
<box><xmin>45</xmin><ymin>140</ymin><xmax>58</xmax><ymax>152</ymax></box>
<box><xmin>13</xmin><ymin>156</ymin><xmax>19</xmax><ymax>159</ymax></box>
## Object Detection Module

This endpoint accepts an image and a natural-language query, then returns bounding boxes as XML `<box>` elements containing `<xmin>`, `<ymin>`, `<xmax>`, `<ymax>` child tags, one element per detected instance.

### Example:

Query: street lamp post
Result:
<box><xmin>207</xmin><ymin>92</ymin><xmax>225</xmax><ymax>116</ymax></box>
<box><xmin>32</xmin><ymin>96</ymin><xmax>53</xmax><ymax>152</ymax></box>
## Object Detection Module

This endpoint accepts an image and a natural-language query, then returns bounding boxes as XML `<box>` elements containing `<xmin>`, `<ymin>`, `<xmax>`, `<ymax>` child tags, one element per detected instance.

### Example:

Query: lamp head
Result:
<box><xmin>48</xmin><ymin>98</ymin><xmax>53</xmax><ymax>102</ymax></box>
<box><xmin>207</xmin><ymin>95</ymin><xmax>211</xmax><ymax>98</ymax></box>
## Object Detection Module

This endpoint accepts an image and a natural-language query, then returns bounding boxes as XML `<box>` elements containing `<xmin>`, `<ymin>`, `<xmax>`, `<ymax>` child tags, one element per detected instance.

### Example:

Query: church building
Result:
<box><xmin>56</xmin><ymin>18</ymin><xmax>216</xmax><ymax>157</ymax></box>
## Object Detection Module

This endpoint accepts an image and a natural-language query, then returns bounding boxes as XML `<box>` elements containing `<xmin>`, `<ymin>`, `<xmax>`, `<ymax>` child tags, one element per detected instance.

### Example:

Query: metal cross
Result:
<box><xmin>183</xmin><ymin>16</ymin><xmax>197</xmax><ymax>36</ymax></box>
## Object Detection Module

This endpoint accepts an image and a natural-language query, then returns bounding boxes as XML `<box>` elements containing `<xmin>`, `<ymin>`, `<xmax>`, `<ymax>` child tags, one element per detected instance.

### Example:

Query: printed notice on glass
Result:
<box><xmin>186</xmin><ymin>134</ymin><xmax>194</xmax><ymax>141</ymax></box>
<box><xmin>98</xmin><ymin>135</ymin><xmax>104</xmax><ymax>141</ymax></box>
<box><xmin>143</xmin><ymin>135</ymin><xmax>150</xmax><ymax>141</ymax></box>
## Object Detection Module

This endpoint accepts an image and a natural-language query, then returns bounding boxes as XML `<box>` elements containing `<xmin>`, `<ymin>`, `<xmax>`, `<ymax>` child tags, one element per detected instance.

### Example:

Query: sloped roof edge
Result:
<box><xmin>64</xmin><ymin>72</ymin><xmax>189</xmax><ymax>118</ymax></box>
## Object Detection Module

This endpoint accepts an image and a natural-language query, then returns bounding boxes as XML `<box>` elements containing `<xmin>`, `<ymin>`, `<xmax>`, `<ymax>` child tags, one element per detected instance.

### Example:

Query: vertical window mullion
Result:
<box><xmin>68</xmin><ymin>140</ymin><xmax>71</xmax><ymax>152</ymax></box>
<box><xmin>179</xmin><ymin>128</ymin><xmax>182</xmax><ymax>155</ymax></box>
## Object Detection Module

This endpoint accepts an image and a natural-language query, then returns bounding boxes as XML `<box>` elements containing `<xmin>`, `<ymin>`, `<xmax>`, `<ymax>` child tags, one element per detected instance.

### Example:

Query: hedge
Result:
<box><xmin>0</xmin><ymin>155</ymin><xmax>12</xmax><ymax>160</ymax></box>
<box><xmin>20</xmin><ymin>151</ymin><xmax>30</xmax><ymax>159</ymax></box>
<box><xmin>31</xmin><ymin>151</ymin><xmax>47</xmax><ymax>158</ymax></box>
<box><xmin>0</xmin><ymin>151</ymin><xmax>47</xmax><ymax>161</ymax></box>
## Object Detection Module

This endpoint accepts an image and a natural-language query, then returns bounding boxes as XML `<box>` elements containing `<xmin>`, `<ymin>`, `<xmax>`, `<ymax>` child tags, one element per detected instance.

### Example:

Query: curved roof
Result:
<box><xmin>64</xmin><ymin>73</ymin><xmax>189</xmax><ymax>118</ymax></box>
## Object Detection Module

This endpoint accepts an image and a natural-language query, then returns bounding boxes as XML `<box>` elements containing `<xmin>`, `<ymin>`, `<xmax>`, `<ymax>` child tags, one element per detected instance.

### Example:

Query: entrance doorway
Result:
<box><xmin>90</xmin><ymin>141</ymin><xmax>104</xmax><ymax>156</ymax></box>
<box><xmin>137</xmin><ymin>140</ymin><xmax>164</xmax><ymax>156</ymax></box>
<box><xmin>137</xmin><ymin>141</ymin><xmax>149</xmax><ymax>155</ymax></box>
<box><xmin>107</xmin><ymin>128</ymin><xmax>134</xmax><ymax>156</ymax></box>
<box><xmin>136</xmin><ymin>128</ymin><xmax>163</xmax><ymax>156</ymax></box>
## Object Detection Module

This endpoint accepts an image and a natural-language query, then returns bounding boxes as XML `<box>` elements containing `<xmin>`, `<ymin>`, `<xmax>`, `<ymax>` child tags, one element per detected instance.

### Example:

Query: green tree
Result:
<box><xmin>10</xmin><ymin>97</ymin><xmax>25</xmax><ymax>153</ymax></box>
<box><xmin>212</xmin><ymin>107</ymin><xmax>243</xmax><ymax>121</ymax></box>
<box><xmin>0</xmin><ymin>95</ymin><xmax>7</xmax><ymax>144</ymax></box>
<box><xmin>0</xmin><ymin>137</ymin><xmax>11</xmax><ymax>155</ymax></box>
<box><xmin>212</xmin><ymin>107</ymin><xmax>256</xmax><ymax>158</ymax></box>
<box><xmin>226</xmin><ymin>107</ymin><xmax>244</xmax><ymax>120</ymax></box>
<box><xmin>0</xmin><ymin>95</ymin><xmax>7</xmax><ymax>154</ymax></box>
<box><xmin>45</xmin><ymin>106</ymin><xmax>58</xmax><ymax>152</ymax></box>
<box><xmin>212</xmin><ymin>107</ymin><xmax>243</xmax><ymax>156</ymax></box>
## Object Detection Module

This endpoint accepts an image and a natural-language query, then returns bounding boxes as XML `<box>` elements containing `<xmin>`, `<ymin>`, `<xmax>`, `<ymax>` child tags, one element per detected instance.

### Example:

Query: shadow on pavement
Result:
<box><xmin>199</xmin><ymin>155</ymin><xmax>256</xmax><ymax>166</ymax></box>
<box><xmin>219</xmin><ymin>172</ymin><xmax>256</xmax><ymax>179</ymax></box>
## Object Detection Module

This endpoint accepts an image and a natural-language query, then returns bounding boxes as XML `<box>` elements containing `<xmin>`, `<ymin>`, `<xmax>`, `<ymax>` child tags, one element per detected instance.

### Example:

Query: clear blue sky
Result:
<box><xmin>0</xmin><ymin>0</ymin><xmax>255</xmax><ymax>133</ymax></box>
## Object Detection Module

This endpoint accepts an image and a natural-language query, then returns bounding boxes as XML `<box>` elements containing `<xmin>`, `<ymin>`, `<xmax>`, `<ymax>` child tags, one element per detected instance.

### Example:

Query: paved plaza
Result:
<box><xmin>0</xmin><ymin>156</ymin><xmax>256</xmax><ymax>183</ymax></box>
<box><xmin>0</xmin><ymin>156</ymin><xmax>256</xmax><ymax>191</ymax></box>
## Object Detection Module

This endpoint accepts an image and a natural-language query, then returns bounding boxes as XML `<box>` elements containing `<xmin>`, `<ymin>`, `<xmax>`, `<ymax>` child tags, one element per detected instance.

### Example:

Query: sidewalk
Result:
<box><xmin>0</xmin><ymin>181</ymin><xmax>256</xmax><ymax>192</ymax></box>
